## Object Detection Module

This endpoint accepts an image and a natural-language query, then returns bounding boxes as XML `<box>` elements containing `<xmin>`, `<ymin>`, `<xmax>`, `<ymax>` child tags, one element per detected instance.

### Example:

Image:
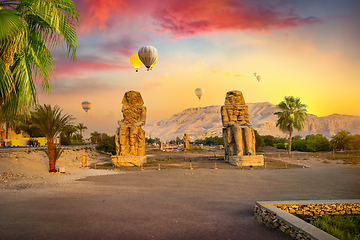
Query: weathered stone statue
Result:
<box><xmin>221</xmin><ymin>90</ymin><xmax>263</xmax><ymax>166</ymax></box>
<box><xmin>112</xmin><ymin>90</ymin><xmax>147</xmax><ymax>167</ymax></box>
<box><xmin>183</xmin><ymin>133</ymin><xmax>189</xmax><ymax>150</ymax></box>
<box><xmin>159</xmin><ymin>139</ymin><xmax>164</xmax><ymax>150</ymax></box>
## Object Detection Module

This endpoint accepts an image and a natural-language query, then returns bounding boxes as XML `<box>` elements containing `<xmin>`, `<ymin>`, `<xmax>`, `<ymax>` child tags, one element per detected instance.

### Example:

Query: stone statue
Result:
<box><xmin>183</xmin><ymin>133</ymin><xmax>189</xmax><ymax>149</ymax></box>
<box><xmin>159</xmin><ymin>140</ymin><xmax>164</xmax><ymax>150</ymax></box>
<box><xmin>112</xmin><ymin>91</ymin><xmax>147</xmax><ymax>167</ymax></box>
<box><xmin>221</xmin><ymin>90</ymin><xmax>256</xmax><ymax>161</ymax></box>
<box><xmin>116</xmin><ymin>90</ymin><xmax>146</xmax><ymax>156</ymax></box>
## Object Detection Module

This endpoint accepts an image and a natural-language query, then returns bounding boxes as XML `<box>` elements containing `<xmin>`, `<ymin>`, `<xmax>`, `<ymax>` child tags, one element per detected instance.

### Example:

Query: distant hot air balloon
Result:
<box><xmin>130</xmin><ymin>54</ymin><xmax>143</xmax><ymax>72</ymax></box>
<box><xmin>150</xmin><ymin>58</ymin><xmax>158</xmax><ymax>70</ymax></box>
<box><xmin>138</xmin><ymin>46</ymin><xmax>158</xmax><ymax>71</ymax></box>
<box><xmin>254</xmin><ymin>73</ymin><xmax>261</xmax><ymax>82</ymax></box>
<box><xmin>82</xmin><ymin>101</ymin><xmax>92</xmax><ymax>113</ymax></box>
<box><xmin>195</xmin><ymin>88</ymin><xmax>204</xmax><ymax>100</ymax></box>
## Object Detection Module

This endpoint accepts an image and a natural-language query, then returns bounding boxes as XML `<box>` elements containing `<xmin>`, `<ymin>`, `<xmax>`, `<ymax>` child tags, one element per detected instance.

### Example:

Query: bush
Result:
<box><xmin>254</xmin><ymin>130</ymin><xmax>264</xmax><ymax>150</ymax></box>
<box><xmin>305</xmin><ymin>134</ymin><xmax>330</xmax><ymax>152</ymax></box>
<box><xmin>263</xmin><ymin>135</ymin><xmax>276</xmax><ymax>146</ymax></box>
<box><xmin>96</xmin><ymin>135</ymin><xmax>116</xmax><ymax>154</ymax></box>
<box><xmin>276</xmin><ymin>142</ymin><xmax>286</xmax><ymax>149</ymax></box>
<box><xmin>291</xmin><ymin>135</ymin><xmax>307</xmax><ymax>151</ymax></box>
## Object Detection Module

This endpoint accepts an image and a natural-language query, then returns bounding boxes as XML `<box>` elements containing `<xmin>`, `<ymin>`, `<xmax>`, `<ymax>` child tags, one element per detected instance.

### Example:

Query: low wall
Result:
<box><xmin>254</xmin><ymin>200</ymin><xmax>360</xmax><ymax>240</ymax></box>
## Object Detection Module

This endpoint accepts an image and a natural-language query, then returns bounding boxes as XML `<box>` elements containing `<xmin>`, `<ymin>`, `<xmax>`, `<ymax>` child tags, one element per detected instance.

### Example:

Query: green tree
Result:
<box><xmin>330</xmin><ymin>130</ymin><xmax>352</xmax><ymax>151</ymax></box>
<box><xmin>351</xmin><ymin>134</ymin><xmax>360</xmax><ymax>150</ymax></box>
<box><xmin>95</xmin><ymin>135</ymin><xmax>116</xmax><ymax>155</ymax></box>
<box><xmin>274</xmin><ymin>96</ymin><xmax>308</xmax><ymax>154</ymax></box>
<box><xmin>263</xmin><ymin>135</ymin><xmax>276</xmax><ymax>146</ymax></box>
<box><xmin>291</xmin><ymin>135</ymin><xmax>307</xmax><ymax>151</ymax></box>
<box><xmin>29</xmin><ymin>104</ymin><xmax>74</xmax><ymax>172</ymax></box>
<box><xmin>90</xmin><ymin>131</ymin><xmax>101</xmax><ymax>144</ymax></box>
<box><xmin>62</xmin><ymin>124</ymin><xmax>77</xmax><ymax>143</ymax></box>
<box><xmin>254</xmin><ymin>130</ymin><xmax>264</xmax><ymax>151</ymax></box>
<box><xmin>305</xmin><ymin>134</ymin><xmax>330</xmax><ymax>152</ymax></box>
<box><xmin>76</xmin><ymin>123</ymin><xmax>87</xmax><ymax>142</ymax></box>
<box><xmin>0</xmin><ymin>0</ymin><xmax>80</xmax><ymax>116</ymax></box>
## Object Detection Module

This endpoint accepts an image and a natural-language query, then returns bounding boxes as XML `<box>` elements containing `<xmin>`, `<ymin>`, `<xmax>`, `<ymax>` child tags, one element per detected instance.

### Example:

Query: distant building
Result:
<box><xmin>0</xmin><ymin>122</ymin><xmax>45</xmax><ymax>147</ymax></box>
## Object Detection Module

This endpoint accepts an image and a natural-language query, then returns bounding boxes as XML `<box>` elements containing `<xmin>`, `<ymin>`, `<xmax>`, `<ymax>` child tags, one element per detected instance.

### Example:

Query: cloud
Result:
<box><xmin>53</xmin><ymin>58</ymin><xmax>129</xmax><ymax>77</ymax></box>
<box><xmin>73</xmin><ymin>0</ymin><xmax>318</xmax><ymax>38</ymax></box>
<box><xmin>152</xmin><ymin>0</ymin><xmax>318</xmax><ymax>37</ymax></box>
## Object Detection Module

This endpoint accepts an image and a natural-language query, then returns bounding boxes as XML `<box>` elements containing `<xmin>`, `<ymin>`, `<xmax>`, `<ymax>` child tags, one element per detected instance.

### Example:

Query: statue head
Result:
<box><xmin>224</xmin><ymin>90</ymin><xmax>245</xmax><ymax>105</ymax></box>
<box><xmin>122</xmin><ymin>90</ymin><xmax>144</xmax><ymax>108</ymax></box>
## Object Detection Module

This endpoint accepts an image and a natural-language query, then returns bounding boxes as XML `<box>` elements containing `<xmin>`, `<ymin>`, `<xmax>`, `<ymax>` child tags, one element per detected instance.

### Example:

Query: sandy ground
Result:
<box><xmin>0</xmin><ymin>147</ymin><xmax>118</xmax><ymax>190</ymax></box>
<box><xmin>0</xmin><ymin>146</ymin><xmax>359</xmax><ymax>240</ymax></box>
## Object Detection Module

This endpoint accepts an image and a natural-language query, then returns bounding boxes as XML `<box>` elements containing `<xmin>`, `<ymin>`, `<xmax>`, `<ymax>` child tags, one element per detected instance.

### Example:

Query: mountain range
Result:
<box><xmin>144</xmin><ymin>102</ymin><xmax>360</xmax><ymax>141</ymax></box>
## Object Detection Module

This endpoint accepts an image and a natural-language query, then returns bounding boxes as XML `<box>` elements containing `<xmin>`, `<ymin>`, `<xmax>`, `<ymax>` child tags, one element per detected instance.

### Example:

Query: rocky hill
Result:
<box><xmin>144</xmin><ymin>102</ymin><xmax>360</xmax><ymax>140</ymax></box>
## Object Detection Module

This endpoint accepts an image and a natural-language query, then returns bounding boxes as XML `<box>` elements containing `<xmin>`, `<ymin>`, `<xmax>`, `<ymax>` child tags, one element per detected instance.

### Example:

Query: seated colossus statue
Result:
<box><xmin>221</xmin><ymin>90</ymin><xmax>255</xmax><ymax>161</ymax></box>
<box><xmin>115</xmin><ymin>91</ymin><xmax>146</xmax><ymax>156</ymax></box>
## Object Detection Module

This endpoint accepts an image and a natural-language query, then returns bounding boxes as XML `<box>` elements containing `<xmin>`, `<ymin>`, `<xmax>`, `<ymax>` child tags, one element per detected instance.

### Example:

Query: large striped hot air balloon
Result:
<box><xmin>138</xmin><ymin>46</ymin><xmax>158</xmax><ymax>71</ymax></box>
<box><xmin>130</xmin><ymin>54</ymin><xmax>142</xmax><ymax>72</ymax></box>
<box><xmin>195</xmin><ymin>88</ymin><xmax>204</xmax><ymax>100</ymax></box>
<box><xmin>82</xmin><ymin>101</ymin><xmax>92</xmax><ymax>113</ymax></box>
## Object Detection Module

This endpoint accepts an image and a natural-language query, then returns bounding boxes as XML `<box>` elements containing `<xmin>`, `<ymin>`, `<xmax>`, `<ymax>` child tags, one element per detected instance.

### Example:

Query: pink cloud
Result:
<box><xmin>53</xmin><ymin>59</ymin><xmax>129</xmax><ymax>77</ymax></box>
<box><xmin>151</xmin><ymin>0</ymin><xmax>319</xmax><ymax>37</ymax></box>
<box><xmin>74</xmin><ymin>0</ymin><xmax>318</xmax><ymax>37</ymax></box>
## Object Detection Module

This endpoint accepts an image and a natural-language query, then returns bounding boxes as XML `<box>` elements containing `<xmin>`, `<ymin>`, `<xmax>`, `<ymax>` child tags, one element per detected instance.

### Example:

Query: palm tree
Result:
<box><xmin>30</xmin><ymin>104</ymin><xmax>74</xmax><ymax>172</ymax></box>
<box><xmin>274</xmin><ymin>96</ymin><xmax>308</xmax><ymax>154</ymax></box>
<box><xmin>90</xmin><ymin>131</ymin><xmax>101</xmax><ymax>144</ymax></box>
<box><xmin>76</xmin><ymin>123</ymin><xmax>87</xmax><ymax>142</ymax></box>
<box><xmin>0</xmin><ymin>0</ymin><xmax>80</xmax><ymax>116</ymax></box>
<box><xmin>63</xmin><ymin>124</ymin><xmax>77</xmax><ymax>143</ymax></box>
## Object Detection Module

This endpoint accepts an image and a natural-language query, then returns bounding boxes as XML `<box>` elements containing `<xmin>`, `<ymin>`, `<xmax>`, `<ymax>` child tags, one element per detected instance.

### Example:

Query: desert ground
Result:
<box><xmin>0</xmin><ymin>146</ymin><xmax>359</xmax><ymax>239</ymax></box>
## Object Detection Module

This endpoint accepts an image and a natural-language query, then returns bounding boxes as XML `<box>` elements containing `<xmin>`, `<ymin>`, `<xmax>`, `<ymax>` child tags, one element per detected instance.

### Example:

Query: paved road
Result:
<box><xmin>0</xmin><ymin>160</ymin><xmax>359</xmax><ymax>240</ymax></box>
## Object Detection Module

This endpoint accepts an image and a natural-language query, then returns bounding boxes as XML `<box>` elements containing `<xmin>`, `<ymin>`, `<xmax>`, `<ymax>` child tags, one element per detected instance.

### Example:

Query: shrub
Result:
<box><xmin>96</xmin><ymin>135</ymin><xmax>116</xmax><ymax>154</ymax></box>
<box><xmin>276</xmin><ymin>142</ymin><xmax>286</xmax><ymax>149</ymax></box>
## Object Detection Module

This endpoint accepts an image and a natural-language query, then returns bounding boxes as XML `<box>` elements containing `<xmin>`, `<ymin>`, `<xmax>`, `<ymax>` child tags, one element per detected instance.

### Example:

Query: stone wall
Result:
<box><xmin>275</xmin><ymin>203</ymin><xmax>360</xmax><ymax>217</ymax></box>
<box><xmin>254</xmin><ymin>205</ymin><xmax>312</xmax><ymax>239</ymax></box>
<box><xmin>254</xmin><ymin>200</ymin><xmax>360</xmax><ymax>240</ymax></box>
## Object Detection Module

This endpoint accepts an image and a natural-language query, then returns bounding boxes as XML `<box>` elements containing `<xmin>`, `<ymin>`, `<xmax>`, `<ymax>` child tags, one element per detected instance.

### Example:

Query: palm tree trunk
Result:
<box><xmin>288</xmin><ymin>127</ymin><xmax>292</xmax><ymax>155</ymax></box>
<box><xmin>80</xmin><ymin>130</ymin><xmax>82</xmax><ymax>142</ymax></box>
<box><xmin>47</xmin><ymin>140</ymin><xmax>57</xmax><ymax>172</ymax></box>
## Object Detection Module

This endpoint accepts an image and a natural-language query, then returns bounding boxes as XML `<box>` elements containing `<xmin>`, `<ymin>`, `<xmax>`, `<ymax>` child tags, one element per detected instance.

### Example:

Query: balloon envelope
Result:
<box><xmin>82</xmin><ymin>101</ymin><xmax>92</xmax><ymax>113</ymax></box>
<box><xmin>150</xmin><ymin>58</ymin><xmax>158</xmax><ymax>70</ymax></box>
<box><xmin>138</xmin><ymin>46</ymin><xmax>158</xmax><ymax>71</ymax></box>
<box><xmin>195</xmin><ymin>88</ymin><xmax>204</xmax><ymax>100</ymax></box>
<box><xmin>256</xmin><ymin>75</ymin><xmax>261</xmax><ymax>82</ymax></box>
<box><xmin>130</xmin><ymin>54</ymin><xmax>142</xmax><ymax>72</ymax></box>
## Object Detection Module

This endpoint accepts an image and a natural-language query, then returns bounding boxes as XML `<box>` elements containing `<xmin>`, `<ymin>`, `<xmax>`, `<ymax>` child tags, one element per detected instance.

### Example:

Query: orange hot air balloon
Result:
<box><xmin>130</xmin><ymin>54</ymin><xmax>143</xmax><ymax>72</ymax></box>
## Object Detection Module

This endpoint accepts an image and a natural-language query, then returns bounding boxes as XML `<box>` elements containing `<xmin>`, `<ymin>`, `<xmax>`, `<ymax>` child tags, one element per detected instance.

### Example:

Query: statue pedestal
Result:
<box><xmin>111</xmin><ymin>155</ymin><xmax>147</xmax><ymax>167</ymax></box>
<box><xmin>229</xmin><ymin>155</ymin><xmax>264</xmax><ymax>167</ymax></box>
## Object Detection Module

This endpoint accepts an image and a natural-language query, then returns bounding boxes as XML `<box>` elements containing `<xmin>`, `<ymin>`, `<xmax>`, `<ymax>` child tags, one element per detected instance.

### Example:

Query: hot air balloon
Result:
<box><xmin>130</xmin><ymin>54</ymin><xmax>143</xmax><ymax>72</ymax></box>
<box><xmin>254</xmin><ymin>73</ymin><xmax>261</xmax><ymax>82</ymax></box>
<box><xmin>82</xmin><ymin>101</ymin><xmax>92</xmax><ymax>113</ymax></box>
<box><xmin>195</xmin><ymin>88</ymin><xmax>204</xmax><ymax>100</ymax></box>
<box><xmin>138</xmin><ymin>46</ymin><xmax>158</xmax><ymax>71</ymax></box>
<box><xmin>150</xmin><ymin>58</ymin><xmax>158</xmax><ymax>70</ymax></box>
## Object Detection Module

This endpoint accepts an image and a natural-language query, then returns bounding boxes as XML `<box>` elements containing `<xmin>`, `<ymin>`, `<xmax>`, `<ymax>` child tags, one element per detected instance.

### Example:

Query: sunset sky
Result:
<box><xmin>36</xmin><ymin>0</ymin><xmax>360</xmax><ymax>138</ymax></box>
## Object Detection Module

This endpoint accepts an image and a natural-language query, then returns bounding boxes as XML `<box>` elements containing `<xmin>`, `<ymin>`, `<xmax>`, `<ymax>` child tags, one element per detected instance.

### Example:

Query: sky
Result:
<box><xmin>36</xmin><ymin>0</ymin><xmax>360</xmax><ymax>138</ymax></box>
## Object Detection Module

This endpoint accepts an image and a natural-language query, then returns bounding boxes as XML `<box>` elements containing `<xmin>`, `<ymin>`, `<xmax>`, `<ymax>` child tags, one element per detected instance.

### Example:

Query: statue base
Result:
<box><xmin>229</xmin><ymin>155</ymin><xmax>264</xmax><ymax>167</ymax></box>
<box><xmin>111</xmin><ymin>155</ymin><xmax>147</xmax><ymax>167</ymax></box>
